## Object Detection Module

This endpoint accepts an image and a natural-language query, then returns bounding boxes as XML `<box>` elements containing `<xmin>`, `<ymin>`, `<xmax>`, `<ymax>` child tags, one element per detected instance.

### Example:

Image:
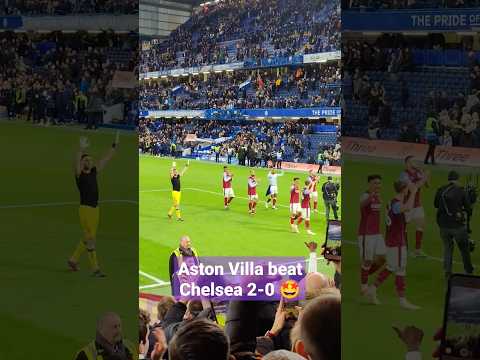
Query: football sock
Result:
<box><xmin>395</xmin><ymin>275</ymin><xmax>406</xmax><ymax>298</ymax></box>
<box><xmin>227</xmin><ymin>197</ymin><xmax>233</xmax><ymax>204</ymax></box>
<box><xmin>71</xmin><ymin>241</ymin><xmax>86</xmax><ymax>262</ymax></box>
<box><xmin>168</xmin><ymin>206</ymin><xmax>175</xmax><ymax>216</ymax></box>
<box><xmin>272</xmin><ymin>198</ymin><xmax>277</xmax><ymax>206</ymax></box>
<box><xmin>176</xmin><ymin>209</ymin><xmax>181</xmax><ymax>219</ymax></box>
<box><xmin>87</xmin><ymin>249</ymin><xmax>99</xmax><ymax>271</ymax></box>
<box><xmin>368</xmin><ymin>262</ymin><xmax>381</xmax><ymax>275</ymax></box>
<box><xmin>361</xmin><ymin>266</ymin><xmax>370</xmax><ymax>285</ymax></box>
<box><xmin>249</xmin><ymin>202</ymin><xmax>252</xmax><ymax>211</ymax></box>
<box><xmin>314</xmin><ymin>201</ymin><xmax>318</xmax><ymax>210</ymax></box>
<box><xmin>290</xmin><ymin>216</ymin><xmax>295</xmax><ymax>225</ymax></box>
<box><xmin>374</xmin><ymin>269</ymin><xmax>391</xmax><ymax>288</ymax></box>
<box><xmin>305</xmin><ymin>220</ymin><xmax>310</xmax><ymax>229</ymax></box>
<box><xmin>297</xmin><ymin>217</ymin><xmax>303</xmax><ymax>225</ymax></box>
<box><xmin>415</xmin><ymin>230</ymin><xmax>423</xmax><ymax>250</ymax></box>
<box><xmin>224</xmin><ymin>198</ymin><xmax>228</xmax><ymax>206</ymax></box>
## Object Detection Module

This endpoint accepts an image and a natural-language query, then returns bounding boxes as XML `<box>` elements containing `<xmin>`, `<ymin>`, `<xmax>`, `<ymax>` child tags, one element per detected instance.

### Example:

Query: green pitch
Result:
<box><xmin>0</xmin><ymin>121</ymin><xmax>138</xmax><ymax>359</ymax></box>
<box><xmin>139</xmin><ymin>156</ymin><xmax>340</xmax><ymax>295</ymax></box>
<box><xmin>342</xmin><ymin>155</ymin><xmax>480</xmax><ymax>360</ymax></box>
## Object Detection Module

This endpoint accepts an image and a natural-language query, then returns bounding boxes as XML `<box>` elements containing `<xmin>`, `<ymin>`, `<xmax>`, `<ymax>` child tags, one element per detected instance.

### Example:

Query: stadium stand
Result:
<box><xmin>0</xmin><ymin>31</ymin><xmax>138</xmax><ymax>127</ymax></box>
<box><xmin>140</xmin><ymin>64</ymin><xmax>341</xmax><ymax>110</ymax></box>
<box><xmin>0</xmin><ymin>0</ymin><xmax>138</xmax><ymax>15</ymax></box>
<box><xmin>343</xmin><ymin>0</ymin><xmax>480</xmax><ymax>9</ymax></box>
<box><xmin>342</xmin><ymin>36</ymin><xmax>480</xmax><ymax>148</ymax></box>
<box><xmin>140</xmin><ymin>0</ymin><xmax>340</xmax><ymax>72</ymax></box>
<box><xmin>139</xmin><ymin>118</ymin><xmax>341</xmax><ymax>166</ymax></box>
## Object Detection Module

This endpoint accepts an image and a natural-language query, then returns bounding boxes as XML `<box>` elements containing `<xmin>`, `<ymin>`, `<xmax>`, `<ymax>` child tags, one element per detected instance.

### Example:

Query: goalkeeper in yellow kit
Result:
<box><xmin>168</xmin><ymin>161</ymin><xmax>189</xmax><ymax>221</ymax></box>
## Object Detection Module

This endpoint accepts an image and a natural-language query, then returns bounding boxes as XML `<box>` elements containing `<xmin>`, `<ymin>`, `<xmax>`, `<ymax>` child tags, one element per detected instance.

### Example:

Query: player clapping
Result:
<box><xmin>265</xmin><ymin>168</ymin><xmax>284</xmax><ymax>209</ymax></box>
<box><xmin>223</xmin><ymin>166</ymin><xmax>235</xmax><ymax>210</ymax></box>
<box><xmin>247</xmin><ymin>170</ymin><xmax>259</xmax><ymax>215</ymax></box>
<box><xmin>358</xmin><ymin>175</ymin><xmax>386</xmax><ymax>297</ymax></box>
<box><xmin>367</xmin><ymin>180</ymin><xmax>420</xmax><ymax>310</ymax></box>
<box><xmin>289</xmin><ymin>177</ymin><xmax>303</xmax><ymax>233</ymax></box>
<box><xmin>308</xmin><ymin>170</ymin><xmax>320</xmax><ymax>213</ymax></box>
<box><xmin>399</xmin><ymin>156</ymin><xmax>430</xmax><ymax>257</ymax></box>
<box><xmin>300</xmin><ymin>180</ymin><xmax>316</xmax><ymax>235</ymax></box>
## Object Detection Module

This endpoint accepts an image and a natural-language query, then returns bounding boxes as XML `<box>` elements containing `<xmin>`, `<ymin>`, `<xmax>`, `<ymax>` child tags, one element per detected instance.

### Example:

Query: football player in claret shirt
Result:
<box><xmin>308</xmin><ymin>169</ymin><xmax>320</xmax><ymax>213</ymax></box>
<box><xmin>300</xmin><ymin>180</ymin><xmax>316</xmax><ymax>235</ymax></box>
<box><xmin>223</xmin><ymin>166</ymin><xmax>235</xmax><ymax>209</ymax></box>
<box><xmin>289</xmin><ymin>177</ymin><xmax>303</xmax><ymax>233</ymax></box>
<box><xmin>247</xmin><ymin>170</ymin><xmax>259</xmax><ymax>215</ymax></box>
<box><xmin>367</xmin><ymin>180</ymin><xmax>420</xmax><ymax>310</ymax></box>
<box><xmin>399</xmin><ymin>155</ymin><xmax>430</xmax><ymax>257</ymax></box>
<box><xmin>358</xmin><ymin>175</ymin><xmax>386</xmax><ymax>296</ymax></box>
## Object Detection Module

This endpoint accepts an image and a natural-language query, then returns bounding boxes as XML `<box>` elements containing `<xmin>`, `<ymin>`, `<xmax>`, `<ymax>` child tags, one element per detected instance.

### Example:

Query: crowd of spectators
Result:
<box><xmin>139</xmin><ymin>242</ymin><xmax>341</xmax><ymax>360</ymax></box>
<box><xmin>1</xmin><ymin>0</ymin><xmax>138</xmax><ymax>15</ymax></box>
<box><xmin>140</xmin><ymin>0</ymin><xmax>340</xmax><ymax>73</ymax></box>
<box><xmin>139</xmin><ymin>118</ymin><xmax>340</xmax><ymax>166</ymax></box>
<box><xmin>343</xmin><ymin>36</ymin><xmax>480</xmax><ymax>148</ymax></box>
<box><xmin>343</xmin><ymin>0</ymin><xmax>480</xmax><ymax>9</ymax></box>
<box><xmin>0</xmin><ymin>31</ymin><xmax>137</xmax><ymax>127</ymax></box>
<box><xmin>140</xmin><ymin>64</ymin><xmax>340</xmax><ymax>111</ymax></box>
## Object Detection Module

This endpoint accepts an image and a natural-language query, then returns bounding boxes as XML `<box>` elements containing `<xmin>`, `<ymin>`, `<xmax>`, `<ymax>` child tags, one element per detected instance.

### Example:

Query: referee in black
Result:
<box><xmin>434</xmin><ymin>170</ymin><xmax>474</xmax><ymax>279</ymax></box>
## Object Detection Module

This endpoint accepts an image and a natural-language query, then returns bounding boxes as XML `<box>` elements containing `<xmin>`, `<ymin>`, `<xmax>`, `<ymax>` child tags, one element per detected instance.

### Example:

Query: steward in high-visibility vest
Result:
<box><xmin>74</xmin><ymin>312</ymin><xmax>136</xmax><ymax>360</ymax></box>
<box><xmin>168</xmin><ymin>236</ymin><xmax>199</xmax><ymax>290</ymax></box>
<box><xmin>74</xmin><ymin>339</ymin><xmax>135</xmax><ymax>360</ymax></box>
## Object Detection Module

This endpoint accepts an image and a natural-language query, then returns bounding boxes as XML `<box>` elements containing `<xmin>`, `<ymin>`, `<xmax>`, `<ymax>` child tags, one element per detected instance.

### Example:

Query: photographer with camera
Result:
<box><xmin>434</xmin><ymin>171</ymin><xmax>474</xmax><ymax>280</ymax></box>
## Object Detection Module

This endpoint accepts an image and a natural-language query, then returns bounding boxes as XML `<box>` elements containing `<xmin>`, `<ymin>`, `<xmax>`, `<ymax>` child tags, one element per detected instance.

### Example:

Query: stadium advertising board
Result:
<box><xmin>281</xmin><ymin>162</ymin><xmax>341</xmax><ymax>175</ymax></box>
<box><xmin>141</xmin><ymin>108</ymin><xmax>342</xmax><ymax>119</ymax></box>
<box><xmin>343</xmin><ymin>137</ymin><xmax>480</xmax><ymax>167</ymax></box>
<box><xmin>303</xmin><ymin>51</ymin><xmax>341</xmax><ymax>64</ymax></box>
<box><xmin>342</xmin><ymin>9</ymin><xmax>480</xmax><ymax>32</ymax></box>
<box><xmin>0</xmin><ymin>16</ymin><xmax>22</xmax><ymax>29</ymax></box>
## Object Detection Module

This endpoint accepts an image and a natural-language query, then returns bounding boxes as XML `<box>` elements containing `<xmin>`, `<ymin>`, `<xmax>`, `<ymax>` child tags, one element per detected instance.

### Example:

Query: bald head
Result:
<box><xmin>305</xmin><ymin>272</ymin><xmax>330</xmax><ymax>296</ymax></box>
<box><xmin>97</xmin><ymin>312</ymin><xmax>122</xmax><ymax>345</ymax></box>
<box><xmin>180</xmin><ymin>235</ymin><xmax>191</xmax><ymax>250</ymax></box>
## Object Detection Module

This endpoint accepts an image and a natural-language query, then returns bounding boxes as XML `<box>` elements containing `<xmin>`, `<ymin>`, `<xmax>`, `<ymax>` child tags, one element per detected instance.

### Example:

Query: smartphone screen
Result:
<box><xmin>323</xmin><ymin>219</ymin><xmax>341</xmax><ymax>261</ymax></box>
<box><xmin>441</xmin><ymin>274</ymin><xmax>480</xmax><ymax>360</ymax></box>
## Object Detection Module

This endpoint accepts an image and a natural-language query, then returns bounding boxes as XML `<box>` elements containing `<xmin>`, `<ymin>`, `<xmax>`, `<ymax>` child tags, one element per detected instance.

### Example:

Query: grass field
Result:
<box><xmin>139</xmin><ymin>156</ymin><xmax>340</xmax><ymax>295</ymax></box>
<box><xmin>0</xmin><ymin>121</ymin><xmax>138</xmax><ymax>359</ymax></box>
<box><xmin>342</xmin><ymin>155</ymin><xmax>480</xmax><ymax>360</ymax></box>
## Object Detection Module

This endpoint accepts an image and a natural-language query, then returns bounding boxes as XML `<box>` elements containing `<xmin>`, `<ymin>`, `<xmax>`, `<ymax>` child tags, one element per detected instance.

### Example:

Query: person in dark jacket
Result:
<box><xmin>434</xmin><ymin>171</ymin><xmax>474</xmax><ymax>279</ymax></box>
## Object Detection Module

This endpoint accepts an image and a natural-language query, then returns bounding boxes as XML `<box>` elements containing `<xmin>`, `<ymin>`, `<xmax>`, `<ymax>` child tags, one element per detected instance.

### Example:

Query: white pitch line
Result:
<box><xmin>139</xmin><ymin>270</ymin><xmax>170</xmax><ymax>285</ymax></box>
<box><xmin>0</xmin><ymin>199</ymin><xmax>137</xmax><ymax>209</ymax></box>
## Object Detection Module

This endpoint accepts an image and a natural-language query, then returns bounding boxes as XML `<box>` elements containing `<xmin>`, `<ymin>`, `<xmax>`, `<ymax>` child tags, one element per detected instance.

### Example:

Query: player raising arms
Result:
<box><xmin>168</xmin><ymin>160</ymin><xmax>189</xmax><ymax>221</ymax></box>
<box><xmin>223</xmin><ymin>166</ymin><xmax>235</xmax><ymax>210</ymax></box>
<box><xmin>247</xmin><ymin>170</ymin><xmax>259</xmax><ymax>215</ymax></box>
<box><xmin>367</xmin><ymin>180</ymin><xmax>420</xmax><ymax>310</ymax></box>
<box><xmin>289</xmin><ymin>177</ymin><xmax>303</xmax><ymax>233</ymax></box>
<box><xmin>68</xmin><ymin>132</ymin><xmax>119</xmax><ymax>278</ymax></box>
<box><xmin>359</xmin><ymin>175</ymin><xmax>386</xmax><ymax>296</ymax></box>
<box><xmin>399</xmin><ymin>155</ymin><xmax>430</xmax><ymax>257</ymax></box>
<box><xmin>265</xmin><ymin>168</ymin><xmax>284</xmax><ymax>209</ymax></box>
<box><xmin>300</xmin><ymin>180</ymin><xmax>316</xmax><ymax>235</ymax></box>
<box><xmin>308</xmin><ymin>169</ymin><xmax>320</xmax><ymax>213</ymax></box>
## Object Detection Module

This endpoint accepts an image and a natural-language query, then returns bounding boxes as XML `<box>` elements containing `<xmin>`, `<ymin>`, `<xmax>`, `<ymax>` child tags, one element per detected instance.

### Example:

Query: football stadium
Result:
<box><xmin>342</xmin><ymin>4</ymin><xmax>480</xmax><ymax>359</ymax></box>
<box><xmin>0</xmin><ymin>7</ymin><xmax>138</xmax><ymax>360</ymax></box>
<box><xmin>139</xmin><ymin>1</ymin><xmax>342</xmax><ymax>359</ymax></box>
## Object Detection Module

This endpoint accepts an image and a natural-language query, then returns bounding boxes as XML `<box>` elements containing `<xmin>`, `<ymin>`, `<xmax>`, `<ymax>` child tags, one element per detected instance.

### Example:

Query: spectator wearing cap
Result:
<box><xmin>434</xmin><ymin>171</ymin><xmax>474</xmax><ymax>279</ymax></box>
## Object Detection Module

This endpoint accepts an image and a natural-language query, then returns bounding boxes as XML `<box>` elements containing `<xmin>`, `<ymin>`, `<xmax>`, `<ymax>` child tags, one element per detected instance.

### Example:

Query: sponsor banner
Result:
<box><xmin>172</xmin><ymin>257</ymin><xmax>306</xmax><ymax>301</ymax></box>
<box><xmin>141</xmin><ymin>108</ymin><xmax>341</xmax><ymax>119</ymax></box>
<box><xmin>111</xmin><ymin>71</ymin><xmax>136</xmax><ymax>89</ymax></box>
<box><xmin>140</xmin><ymin>62</ymin><xmax>244</xmax><ymax>79</ymax></box>
<box><xmin>143</xmin><ymin>110</ymin><xmax>206</xmax><ymax>118</ymax></box>
<box><xmin>184</xmin><ymin>134</ymin><xmax>198</xmax><ymax>142</ymax></box>
<box><xmin>343</xmin><ymin>137</ymin><xmax>480</xmax><ymax>167</ymax></box>
<box><xmin>242</xmin><ymin>107</ymin><xmax>341</xmax><ymax>118</ymax></box>
<box><xmin>303</xmin><ymin>51</ymin><xmax>341</xmax><ymax>64</ymax></box>
<box><xmin>0</xmin><ymin>16</ymin><xmax>22</xmax><ymax>29</ymax></box>
<box><xmin>281</xmin><ymin>162</ymin><xmax>341</xmax><ymax>175</ymax></box>
<box><xmin>343</xmin><ymin>9</ymin><xmax>480</xmax><ymax>32</ymax></box>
